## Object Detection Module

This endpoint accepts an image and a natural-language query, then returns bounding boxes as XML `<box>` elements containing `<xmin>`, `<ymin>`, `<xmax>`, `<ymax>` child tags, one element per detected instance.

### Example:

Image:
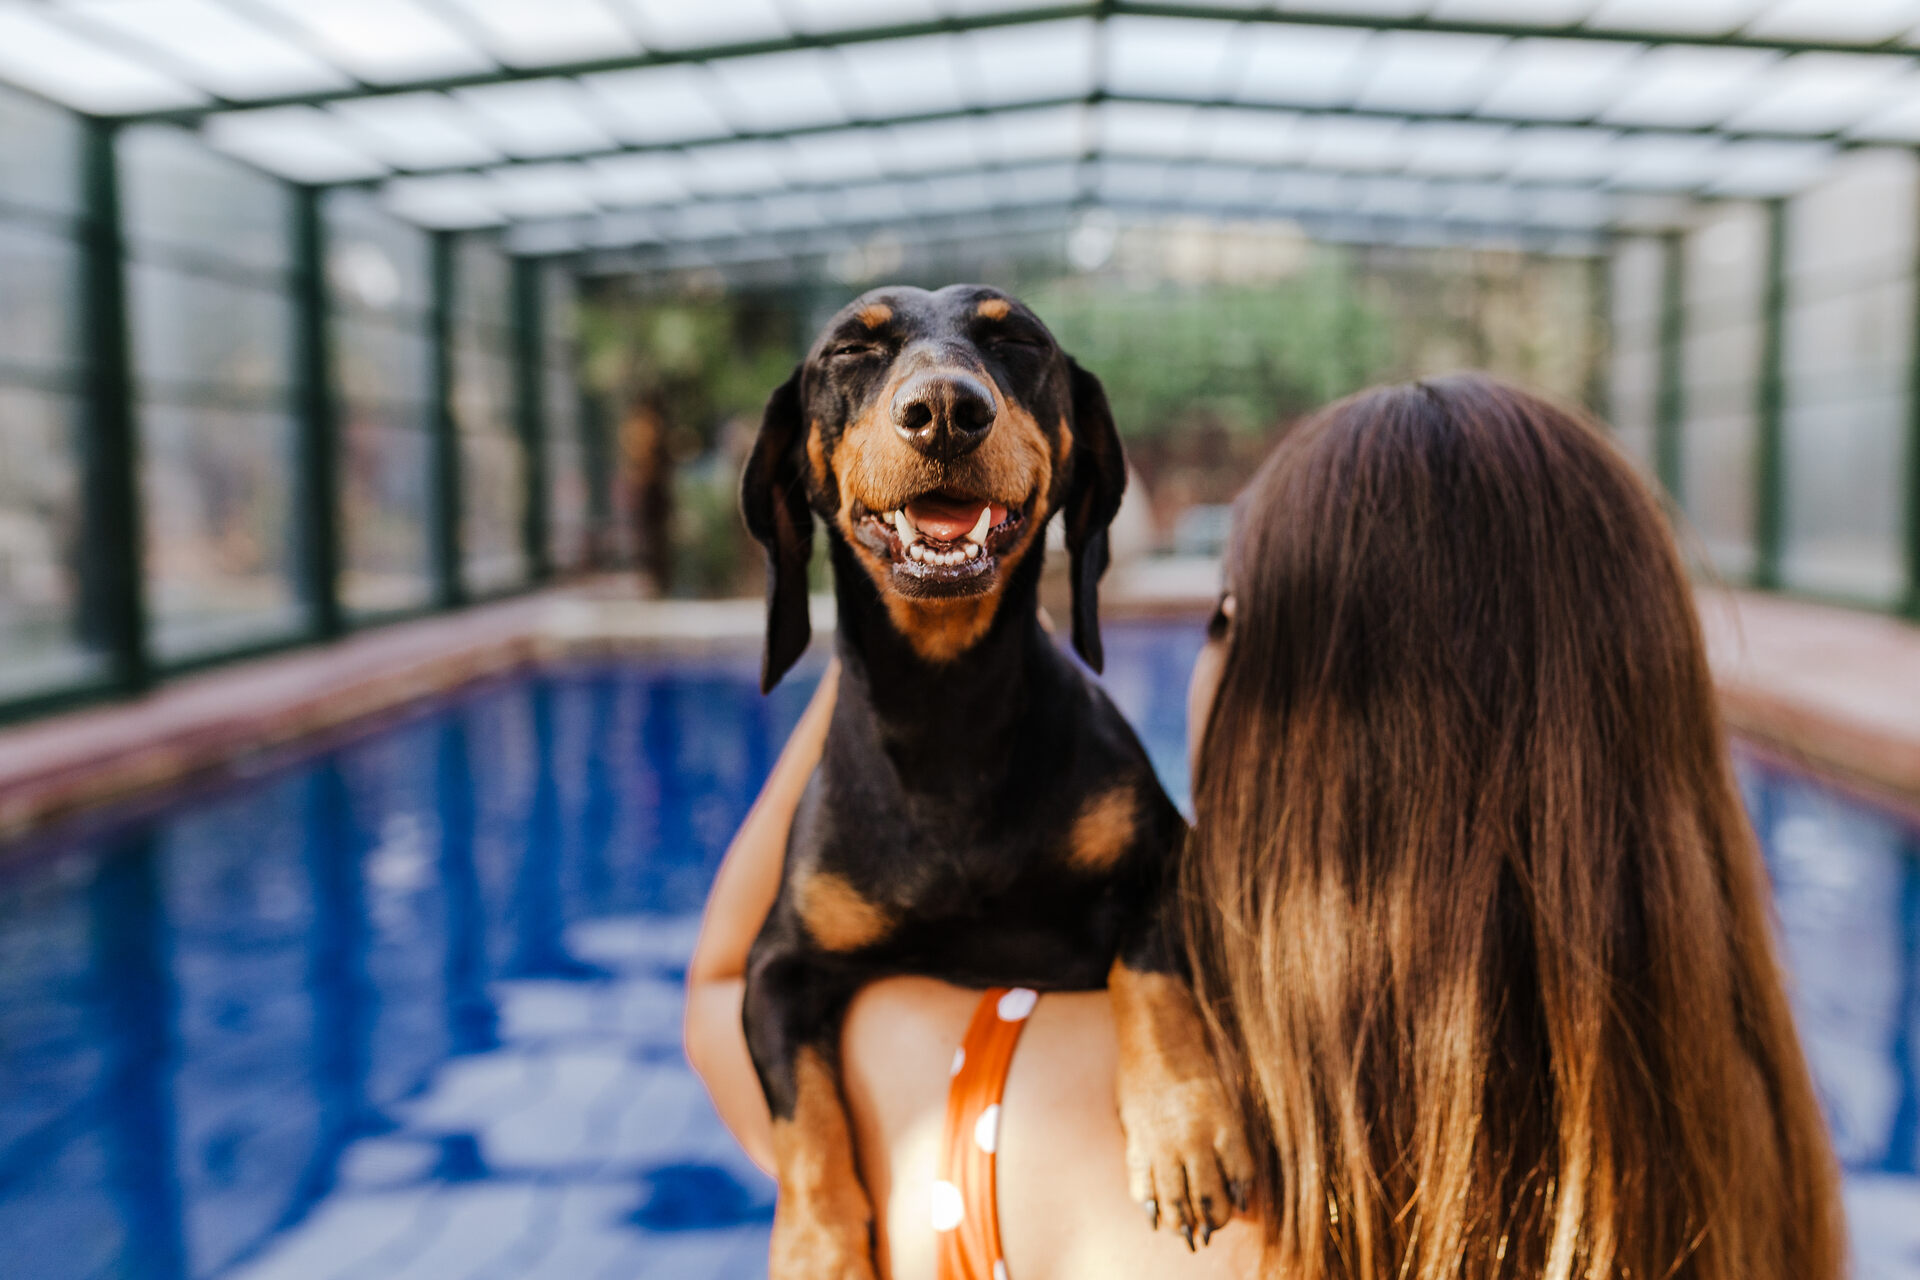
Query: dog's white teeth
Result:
<box><xmin>965</xmin><ymin>542</ymin><xmax>980</xmax><ymax>560</ymax></box>
<box><xmin>893</xmin><ymin>510</ymin><xmax>916</xmax><ymax>545</ymax></box>
<box><xmin>908</xmin><ymin>543</ymin><xmax>925</xmax><ymax>562</ymax></box>
<box><xmin>967</xmin><ymin>507</ymin><xmax>991</xmax><ymax>545</ymax></box>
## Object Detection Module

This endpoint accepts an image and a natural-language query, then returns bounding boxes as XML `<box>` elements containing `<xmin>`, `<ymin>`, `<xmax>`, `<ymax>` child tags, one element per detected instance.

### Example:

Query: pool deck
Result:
<box><xmin>1</xmin><ymin>573</ymin><xmax>1917</xmax><ymax>840</ymax></box>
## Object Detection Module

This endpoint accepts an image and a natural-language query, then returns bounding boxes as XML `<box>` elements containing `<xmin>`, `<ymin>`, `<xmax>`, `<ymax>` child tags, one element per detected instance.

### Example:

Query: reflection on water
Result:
<box><xmin>0</xmin><ymin>623</ymin><xmax>1915</xmax><ymax>1279</ymax></box>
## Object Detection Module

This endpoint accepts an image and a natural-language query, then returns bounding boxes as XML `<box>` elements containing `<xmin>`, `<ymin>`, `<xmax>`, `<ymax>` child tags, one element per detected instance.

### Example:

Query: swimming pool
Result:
<box><xmin>0</xmin><ymin>621</ymin><xmax>1914</xmax><ymax>1279</ymax></box>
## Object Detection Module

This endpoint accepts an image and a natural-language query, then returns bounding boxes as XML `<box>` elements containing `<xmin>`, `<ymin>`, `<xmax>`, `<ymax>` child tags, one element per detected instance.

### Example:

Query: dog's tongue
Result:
<box><xmin>906</xmin><ymin>494</ymin><xmax>1003</xmax><ymax>542</ymax></box>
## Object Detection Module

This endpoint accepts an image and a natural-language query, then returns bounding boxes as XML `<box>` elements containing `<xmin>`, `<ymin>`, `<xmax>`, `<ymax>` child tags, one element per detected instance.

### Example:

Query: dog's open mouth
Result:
<box><xmin>855</xmin><ymin>490</ymin><xmax>1028</xmax><ymax>591</ymax></box>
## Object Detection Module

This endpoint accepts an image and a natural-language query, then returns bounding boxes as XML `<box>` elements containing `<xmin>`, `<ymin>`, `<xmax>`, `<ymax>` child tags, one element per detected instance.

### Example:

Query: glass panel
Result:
<box><xmin>327</xmin><ymin>190</ymin><xmax>436</xmax><ymax>619</ymax></box>
<box><xmin>0</xmin><ymin>222</ymin><xmax>81</xmax><ymax>380</ymax></box>
<box><xmin>139</xmin><ymin>403</ymin><xmax>304</xmax><ymax>662</ymax></box>
<box><xmin>542</xmin><ymin>268</ymin><xmax>592</xmax><ymax>571</ymax></box>
<box><xmin>341</xmin><ymin>412</ymin><xmax>434</xmax><ymax>616</ymax></box>
<box><xmin>452</xmin><ymin>238</ymin><xmax>527</xmax><ymax>593</ymax></box>
<box><xmin>0</xmin><ymin>386</ymin><xmax>100</xmax><ymax>700</ymax></box>
<box><xmin>1608</xmin><ymin>235</ymin><xmax>1664</xmax><ymax>477</ymax></box>
<box><xmin>1681</xmin><ymin>201</ymin><xmax>1766</xmax><ymax>579</ymax></box>
<box><xmin>1780</xmin><ymin>148</ymin><xmax>1912</xmax><ymax>603</ymax></box>
<box><xmin>0</xmin><ymin>84</ymin><xmax>81</xmax><ymax>217</ymax></box>
<box><xmin>125</xmin><ymin>126</ymin><xmax>306</xmax><ymax>662</ymax></box>
<box><xmin>122</xmin><ymin>125</ymin><xmax>293</xmax><ymax>274</ymax></box>
<box><xmin>0</xmin><ymin>85</ymin><xmax>104</xmax><ymax>702</ymax></box>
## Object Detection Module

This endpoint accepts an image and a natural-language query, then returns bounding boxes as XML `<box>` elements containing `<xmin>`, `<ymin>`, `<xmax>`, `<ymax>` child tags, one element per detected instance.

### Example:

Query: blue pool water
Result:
<box><xmin>0</xmin><ymin>621</ymin><xmax>1915</xmax><ymax>1280</ymax></box>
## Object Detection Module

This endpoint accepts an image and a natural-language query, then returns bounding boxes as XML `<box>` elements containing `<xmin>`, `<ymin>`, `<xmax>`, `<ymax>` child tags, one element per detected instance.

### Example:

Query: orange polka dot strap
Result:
<box><xmin>935</xmin><ymin>986</ymin><xmax>1037</xmax><ymax>1280</ymax></box>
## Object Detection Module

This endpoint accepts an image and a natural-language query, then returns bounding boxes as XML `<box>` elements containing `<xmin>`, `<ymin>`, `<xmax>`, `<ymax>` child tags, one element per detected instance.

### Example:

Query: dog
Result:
<box><xmin>740</xmin><ymin>284</ymin><xmax>1250</xmax><ymax>1278</ymax></box>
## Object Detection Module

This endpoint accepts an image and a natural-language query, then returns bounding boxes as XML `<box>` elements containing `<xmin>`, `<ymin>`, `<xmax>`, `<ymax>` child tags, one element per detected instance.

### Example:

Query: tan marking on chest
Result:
<box><xmin>797</xmin><ymin>870</ymin><xmax>894</xmax><ymax>952</ymax></box>
<box><xmin>1068</xmin><ymin>787</ymin><xmax>1139</xmax><ymax>871</ymax></box>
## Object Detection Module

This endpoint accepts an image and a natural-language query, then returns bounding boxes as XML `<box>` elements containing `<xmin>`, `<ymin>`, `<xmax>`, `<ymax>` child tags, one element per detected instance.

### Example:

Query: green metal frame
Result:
<box><xmin>428</xmin><ymin>231</ymin><xmax>466</xmax><ymax>611</ymax></box>
<box><xmin>76</xmin><ymin>116</ymin><xmax>148</xmax><ymax>696</ymax></box>
<box><xmin>1907</xmin><ymin>166</ymin><xmax>1920</xmax><ymax>620</ymax></box>
<box><xmin>1654</xmin><ymin>228</ymin><xmax>1687</xmax><ymax>509</ymax></box>
<box><xmin>1753</xmin><ymin>198</ymin><xmax>1787</xmax><ymax>592</ymax></box>
<box><xmin>292</xmin><ymin>184</ymin><xmax>344</xmax><ymax>641</ymax></box>
<box><xmin>512</xmin><ymin>256</ymin><xmax>551</xmax><ymax>583</ymax></box>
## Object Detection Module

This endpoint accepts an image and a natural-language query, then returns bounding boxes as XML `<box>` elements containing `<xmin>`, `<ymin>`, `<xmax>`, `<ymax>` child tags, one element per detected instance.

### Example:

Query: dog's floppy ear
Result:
<box><xmin>741</xmin><ymin>364</ymin><xmax>813</xmax><ymax>693</ymax></box>
<box><xmin>1063</xmin><ymin>356</ymin><xmax>1127</xmax><ymax>673</ymax></box>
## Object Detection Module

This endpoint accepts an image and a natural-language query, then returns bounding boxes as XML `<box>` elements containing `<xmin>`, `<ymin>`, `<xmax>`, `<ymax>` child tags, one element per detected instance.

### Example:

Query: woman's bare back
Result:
<box><xmin>842</xmin><ymin>979</ymin><xmax>1264</xmax><ymax>1280</ymax></box>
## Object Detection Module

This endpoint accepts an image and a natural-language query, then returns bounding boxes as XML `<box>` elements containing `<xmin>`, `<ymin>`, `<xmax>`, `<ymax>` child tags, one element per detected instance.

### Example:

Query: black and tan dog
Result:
<box><xmin>741</xmin><ymin>284</ymin><xmax>1250</xmax><ymax>1277</ymax></box>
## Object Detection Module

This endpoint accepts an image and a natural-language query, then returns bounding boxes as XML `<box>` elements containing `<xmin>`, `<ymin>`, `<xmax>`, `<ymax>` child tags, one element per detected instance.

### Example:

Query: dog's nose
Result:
<box><xmin>890</xmin><ymin>370</ymin><xmax>996</xmax><ymax>461</ymax></box>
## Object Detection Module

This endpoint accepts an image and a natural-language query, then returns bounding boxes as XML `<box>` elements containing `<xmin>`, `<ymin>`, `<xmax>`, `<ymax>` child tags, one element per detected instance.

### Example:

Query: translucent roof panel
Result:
<box><xmin>705</xmin><ymin>48</ymin><xmax>851</xmax><ymax>132</ymax></box>
<box><xmin>329</xmin><ymin>93</ymin><xmax>503</xmax><ymax>171</ymax></box>
<box><xmin>1235</xmin><ymin>26</ymin><xmax>1377</xmax><ymax>107</ymax></box>
<box><xmin>1351</xmin><ymin>32</ymin><xmax>1507</xmax><ymax>113</ymax></box>
<box><xmin>1721</xmin><ymin>54</ymin><xmax>1915</xmax><ymax>135</ymax></box>
<box><xmin>204</xmin><ymin>106</ymin><xmax>385</xmax><ymax>183</ymax></box>
<box><xmin>0</xmin><ymin>5</ymin><xmax>203</xmax><ymax>114</ymax></box>
<box><xmin>584</xmin><ymin>65</ymin><xmax>734</xmax><ymax>146</ymax></box>
<box><xmin>441</xmin><ymin>0</ymin><xmax>639</xmax><ymax>69</ymax></box>
<box><xmin>585</xmin><ymin>152</ymin><xmax>691</xmax><ymax>206</ymax></box>
<box><xmin>618</xmin><ymin>0</ymin><xmax>790</xmax><ymax>51</ymax></box>
<box><xmin>1745</xmin><ymin>0</ymin><xmax>1920</xmax><ymax>43</ymax></box>
<box><xmin>1476</xmin><ymin>39</ymin><xmax>1643</xmax><ymax>122</ymax></box>
<box><xmin>1600</xmin><ymin>46</ymin><xmax>1782</xmax><ymax>127</ymax></box>
<box><xmin>453</xmin><ymin>80</ymin><xmax>619</xmax><ymax>159</ymax></box>
<box><xmin>65</xmin><ymin>0</ymin><xmax>349</xmax><ymax>101</ymax></box>
<box><xmin>249</xmin><ymin>0</ymin><xmax>496</xmax><ymax>84</ymax></box>
<box><xmin>960</xmin><ymin>20</ymin><xmax>1096</xmax><ymax>107</ymax></box>
<box><xmin>832</xmin><ymin>35</ymin><xmax>970</xmax><ymax>120</ymax></box>
<box><xmin>1106</xmin><ymin>17</ymin><xmax>1242</xmax><ymax>101</ymax></box>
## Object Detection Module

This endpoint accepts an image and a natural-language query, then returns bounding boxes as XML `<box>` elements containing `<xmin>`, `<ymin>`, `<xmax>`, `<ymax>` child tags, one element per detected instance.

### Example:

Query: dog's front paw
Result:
<box><xmin>767</xmin><ymin>1197</ymin><xmax>878</xmax><ymax>1280</ymax></box>
<box><xmin>1110</xmin><ymin>963</ymin><xmax>1256</xmax><ymax>1247</ymax></box>
<box><xmin>1117</xmin><ymin>1070</ymin><xmax>1255</xmax><ymax>1249</ymax></box>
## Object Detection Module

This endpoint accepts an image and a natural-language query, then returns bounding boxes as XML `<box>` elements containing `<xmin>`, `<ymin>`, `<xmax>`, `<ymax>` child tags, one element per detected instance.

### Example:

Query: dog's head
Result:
<box><xmin>742</xmin><ymin>284</ymin><xmax>1126</xmax><ymax>691</ymax></box>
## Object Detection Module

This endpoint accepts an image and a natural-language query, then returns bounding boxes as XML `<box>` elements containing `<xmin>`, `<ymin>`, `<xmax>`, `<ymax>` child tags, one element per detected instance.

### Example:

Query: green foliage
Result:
<box><xmin>578</xmin><ymin>292</ymin><xmax>802</xmax><ymax>444</ymax></box>
<box><xmin>1021</xmin><ymin>253</ymin><xmax>1396</xmax><ymax>439</ymax></box>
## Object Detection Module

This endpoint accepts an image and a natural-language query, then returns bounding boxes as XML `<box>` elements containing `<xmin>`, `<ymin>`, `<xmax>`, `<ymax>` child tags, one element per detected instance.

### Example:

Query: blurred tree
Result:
<box><xmin>579</xmin><ymin>288</ymin><xmax>804</xmax><ymax>595</ymax></box>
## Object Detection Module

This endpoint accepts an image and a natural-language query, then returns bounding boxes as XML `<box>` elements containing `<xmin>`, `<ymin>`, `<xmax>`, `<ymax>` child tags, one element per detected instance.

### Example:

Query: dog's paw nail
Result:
<box><xmin>1142</xmin><ymin>1198</ymin><xmax>1158</xmax><ymax>1229</ymax></box>
<box><xmin>1228</xmin><ymin>1180</ymin><xmax>1249</xmax><ymax>1212</ymax></box>
<box><xmin>1200</xmin><ymin>1220</ymin><xmax>1214</xmax><ymax>1247</ymax></box>
<box><xmin>1179</xmin><ymin>1222</ymin><xmax>1195</xmax><ymax>1252</ymax></box>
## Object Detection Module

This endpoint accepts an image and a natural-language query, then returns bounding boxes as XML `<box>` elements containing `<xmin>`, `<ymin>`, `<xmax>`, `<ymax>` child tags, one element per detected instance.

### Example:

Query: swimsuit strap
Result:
<box><xmin>934</xmin><ymin>986</ymin><xmax>1038</xmax><ymax>1280</ymax></box>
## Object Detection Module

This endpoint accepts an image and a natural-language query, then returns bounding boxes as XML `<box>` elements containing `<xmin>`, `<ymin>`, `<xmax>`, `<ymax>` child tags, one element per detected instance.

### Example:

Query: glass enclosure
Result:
<box><xmin>123</xmin><ymin>125</ymin><xmax>305</xmax><ymax>663</ymax></box>
<box><xmin>327</xmin><ymin>188</ymin><xmax>436</xmax><ymax>621</ymax></box>
<box><xmin>450</xmin><ymin>238</ymin><xmax>528</xmax><ymax>597</ymax></box>
<box><xmin>1681</xmin><ymin>201</ymin><xmax>1766</xmax><ymax>580</ymax></box>
<box><xmin>0</xmin><ymin>87</ymin><xmax>99</xmax><ymax>701</ymax></box>
<box><xmin>1779</xmin><ymin>150</ymin><xmax>1914</xmax><ymax>606</ymax></box>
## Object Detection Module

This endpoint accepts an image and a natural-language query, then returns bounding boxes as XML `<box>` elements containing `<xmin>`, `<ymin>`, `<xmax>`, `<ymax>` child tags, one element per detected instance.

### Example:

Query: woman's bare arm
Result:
<box><xmin>684</xmin><ymin>661</ymin><xmax>839</xmax><ymax>1173</ymax></box>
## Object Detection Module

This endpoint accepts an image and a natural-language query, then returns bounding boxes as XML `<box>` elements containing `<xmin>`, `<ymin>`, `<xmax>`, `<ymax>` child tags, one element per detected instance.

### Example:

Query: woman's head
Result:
<box><xmin>1182</xmin><ymin>375</ymin><xmax>1842</xmax><ymax>1280</ymax></box>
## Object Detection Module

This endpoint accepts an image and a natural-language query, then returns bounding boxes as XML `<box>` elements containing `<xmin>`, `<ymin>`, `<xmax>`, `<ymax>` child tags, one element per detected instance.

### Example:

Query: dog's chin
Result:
<box><xmin>848</xmin><ymin>489</ymin><xmax>1032</xmax><ymax>601</ymax></box>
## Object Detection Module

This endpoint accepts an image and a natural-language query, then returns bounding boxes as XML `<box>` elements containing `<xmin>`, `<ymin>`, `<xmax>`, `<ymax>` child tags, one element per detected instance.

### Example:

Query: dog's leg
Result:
<box><xmin>1110</xmin><ymin>916</ymin><xmax>1255</xmax><ymax>1249</ymax></box>
<box><xmin>744</xmin><ymin>942</ymin><xmax>877</xmax><ymax>1280</ymax></box>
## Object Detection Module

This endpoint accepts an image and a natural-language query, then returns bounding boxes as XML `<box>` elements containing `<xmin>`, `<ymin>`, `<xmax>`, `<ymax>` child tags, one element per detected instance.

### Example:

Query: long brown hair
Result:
<box><xmin>1182</xmin><ymin>375</ymin><xmax>1843</xmax><ymax>1280</ymax></box>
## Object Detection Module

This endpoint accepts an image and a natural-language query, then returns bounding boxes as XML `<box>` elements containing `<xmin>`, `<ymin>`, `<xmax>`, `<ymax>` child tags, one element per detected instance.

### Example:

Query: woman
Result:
<box><xmin>686</xmin><ymin>374</ymin><xmax>1845</xmax><ymax>1280</ymax></box>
